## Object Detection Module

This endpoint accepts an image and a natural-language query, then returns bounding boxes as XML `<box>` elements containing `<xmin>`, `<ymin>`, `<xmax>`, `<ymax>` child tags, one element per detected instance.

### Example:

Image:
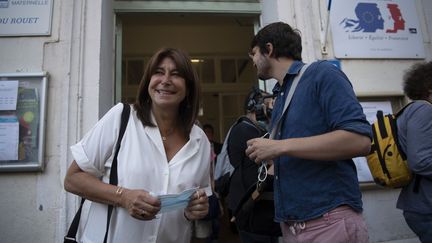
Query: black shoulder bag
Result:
<box><xmin>64</xmin><ymin>103</ymin><xmax>131</xmax><ymax>243</ymax></box>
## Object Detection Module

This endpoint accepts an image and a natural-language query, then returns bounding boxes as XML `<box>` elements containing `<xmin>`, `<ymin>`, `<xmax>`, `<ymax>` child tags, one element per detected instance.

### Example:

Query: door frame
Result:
<box><xmin>113</xmin><ymin>1</ymin><xmax>261</xmax><ymax>104</ymax></box>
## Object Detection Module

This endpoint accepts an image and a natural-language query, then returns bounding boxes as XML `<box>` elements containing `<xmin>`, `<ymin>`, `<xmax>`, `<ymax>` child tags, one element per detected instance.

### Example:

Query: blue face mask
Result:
<box><xmin>157</xmin><ymin>187</ymin><xmax>198</xmax><ymax>213</ymax></box>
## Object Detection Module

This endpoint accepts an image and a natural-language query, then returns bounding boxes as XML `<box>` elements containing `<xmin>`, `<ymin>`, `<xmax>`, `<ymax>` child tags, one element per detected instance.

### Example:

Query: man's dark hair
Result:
<box><xmin>250</xmin><ymin>22</ymin><xmax>302</xmax><ymax>61</ymax></box>
<box><xmin>403</xmin><ymin>61</ymin><xmax>432</xmax><ymax>100</ymax></box>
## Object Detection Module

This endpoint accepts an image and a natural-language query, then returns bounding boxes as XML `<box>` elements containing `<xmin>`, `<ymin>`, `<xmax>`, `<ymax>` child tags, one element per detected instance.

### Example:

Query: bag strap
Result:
<box><xmin>64</xmin><ymin>198</ymin><xmax>85</xmax><ymax>243</ymax></box>
<box><xmin>270</xmin><ymin>63</ymin><xmax>310</xmax><ymax>139</ymax></box>
<box><xmin>64</xmin><ymin>103</ymin><xmax>130</xmax><ymax>243</ymax></box>
<box><xmin>103</xmin><ymin>103</ymin><xmax>130</xmax><ymax>243</ymax></box>
<box><xmin>395</xmin><ymin>102</ymin><xmax>414</xmax><ymax>118</ymax></box>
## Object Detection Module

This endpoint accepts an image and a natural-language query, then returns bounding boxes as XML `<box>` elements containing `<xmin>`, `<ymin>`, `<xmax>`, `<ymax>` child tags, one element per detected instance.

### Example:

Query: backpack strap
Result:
<box><xmin>396</xmin><ymin>100</ymin><xmax>432</xmax><ymax>118</ymax></box>
<box><xmin>395</xmin><ymin>102</ymin><xmax>414</xmax><ymax>118</ymax></box>
<box><xmin>64</xmin><ymin>103</ymin><xmax>130</xmax><ymax>243</ymax></box>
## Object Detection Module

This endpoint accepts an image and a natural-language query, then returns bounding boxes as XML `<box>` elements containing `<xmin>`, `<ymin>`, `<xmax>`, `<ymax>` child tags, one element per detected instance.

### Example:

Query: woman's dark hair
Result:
<box><xmin>403</xmin><ymin>61</ymin><xmax>432</xmax><ymax>100</ymax></box>
<box><xmin>134</xmin><ymin>47</ymin><xmax>200</xmax><ymax>137</ymax></box>
<box><xmin>250</xmin><ymin>22</ymin><xmax>302</xmax><ymax>61</ymax></box>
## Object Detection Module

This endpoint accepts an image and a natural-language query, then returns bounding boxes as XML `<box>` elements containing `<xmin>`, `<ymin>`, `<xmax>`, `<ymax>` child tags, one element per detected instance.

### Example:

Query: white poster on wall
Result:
<box><xmin>0</xmin><ymin>116</ymin><xmax>19</xmax><ymax>160</ymax></box>
<box><xmin>330</xmin><ymin>0</ymin><xmax>425</xmax><ymax>59</ymax></box>
<box><xmin>0</xmin><ymin>0</ymin><xmax>53</xmax><ymax>36</ymax></box>
<box><xmin>0</xmin><ymin>80</ymin><xmax>18</xmax><ymax>110</ymax></box>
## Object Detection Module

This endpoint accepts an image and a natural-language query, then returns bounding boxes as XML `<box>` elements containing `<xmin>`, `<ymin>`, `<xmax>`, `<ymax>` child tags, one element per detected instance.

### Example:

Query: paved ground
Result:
<box><xmin>380</xmin><ymin>238</ymin><xmax>421</xmax><ymax>243</ymax></box>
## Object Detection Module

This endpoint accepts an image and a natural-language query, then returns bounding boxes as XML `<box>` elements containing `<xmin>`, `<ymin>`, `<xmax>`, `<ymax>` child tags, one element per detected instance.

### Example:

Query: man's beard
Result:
<box><xmin>257</xmin><ymin>59</ymin><xmax>271</xmax><ymax>80</ymax></box>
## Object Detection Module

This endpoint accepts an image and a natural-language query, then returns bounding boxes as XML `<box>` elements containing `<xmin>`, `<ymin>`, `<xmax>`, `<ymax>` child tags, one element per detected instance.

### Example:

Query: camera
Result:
<box><xmin>245</xmin><ymin>87</ymin><xmax>274</xmax><ymax>121</ymax></box>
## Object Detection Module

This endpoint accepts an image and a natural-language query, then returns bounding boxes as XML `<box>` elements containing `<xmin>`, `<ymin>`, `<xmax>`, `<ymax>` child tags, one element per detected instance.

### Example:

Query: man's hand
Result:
<box><xmin>246</xmin><ymin>138</ymin><xmax>280</xmax><ymax>164</ymax></box>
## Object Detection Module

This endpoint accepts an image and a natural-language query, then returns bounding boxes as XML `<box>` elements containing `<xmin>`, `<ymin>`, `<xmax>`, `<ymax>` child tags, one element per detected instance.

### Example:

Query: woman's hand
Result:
<box><xmin>64</xmin><ymin>161</ymin><xmax>161</xmax><ymax>221</ymax></box>
<box><xmin>184</xmin><ymin>189</ymin><xmax>209</xmax><ymax>220</ymax></box>
<box><xmin>120</xmin><ymin>189</ymin><xmax>161</xmax><ymax>221</ymax></box>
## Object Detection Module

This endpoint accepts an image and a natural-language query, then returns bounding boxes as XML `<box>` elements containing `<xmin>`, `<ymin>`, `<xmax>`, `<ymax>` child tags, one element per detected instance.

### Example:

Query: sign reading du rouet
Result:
<box><xmin>0</xmin><ymin>0</ymin><xmax>53</xmax><ymax>36</ymax></box>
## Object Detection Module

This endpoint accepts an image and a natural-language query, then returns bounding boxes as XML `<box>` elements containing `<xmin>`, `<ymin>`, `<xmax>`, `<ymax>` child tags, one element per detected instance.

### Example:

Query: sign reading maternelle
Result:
<box><xmin>0</xmin><ymin>0</ymin><xmax>53</xmax><ymax>36</ymax></box>
<box><xmin>330</xmin><ymin>0</ymin><xmax>425</xmax><ymax>59</ymax></box>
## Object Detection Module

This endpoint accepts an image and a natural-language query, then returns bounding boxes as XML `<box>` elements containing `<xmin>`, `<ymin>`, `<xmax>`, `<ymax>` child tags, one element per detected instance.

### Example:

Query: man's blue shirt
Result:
<box><xmin>270</xmin><ymin>60</ymin><xmax>372</xmax><ymax>222</ymax></box>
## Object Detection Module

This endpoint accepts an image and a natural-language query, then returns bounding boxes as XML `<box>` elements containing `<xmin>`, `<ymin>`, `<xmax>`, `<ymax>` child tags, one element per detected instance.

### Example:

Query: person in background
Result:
<box><xmin>396</xmin><ymin>61</ymin><xmax>432</xmax><ymax>243</ymax></box>
<box><xmin>64</xmin><ymin>47</ymin><xmax>211</xmax><ymax>243</ymax></box>
<box><xmin>245</xmin><ymin>22</ymin><xmax>372</xmax><ymax>243</ymax></box>
<box><xmin>227</xmin><ymin>87</ymin><xmax>280</xmax><ymax>243</ymax></box>
<box><xmin>203</xmin><ymin>124</ymin><xmax>223</xmax><ymax>157</ymax></box>
<box><xmin>202</xmin><ymin>123</ymin><xmax>223</xmax><ymax>243</ymax></box>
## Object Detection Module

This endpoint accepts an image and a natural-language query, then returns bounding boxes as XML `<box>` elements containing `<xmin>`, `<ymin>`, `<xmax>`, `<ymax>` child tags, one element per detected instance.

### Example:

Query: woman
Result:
<box><xmin>64</xmin><ymin>48</ymin><xmax>211</xmax><ymax>243</ymax></box>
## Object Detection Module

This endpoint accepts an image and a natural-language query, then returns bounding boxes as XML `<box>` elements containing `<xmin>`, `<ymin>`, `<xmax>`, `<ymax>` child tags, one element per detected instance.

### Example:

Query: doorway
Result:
<box><xmin>117</xmin><ymin>13</ymin><xmax>259</xmax><ymax>142</ymax></box>
<box><xmin>116</xmin><ymin>14</ymin><xmax>260</xmax><ymax>241</ymax></box>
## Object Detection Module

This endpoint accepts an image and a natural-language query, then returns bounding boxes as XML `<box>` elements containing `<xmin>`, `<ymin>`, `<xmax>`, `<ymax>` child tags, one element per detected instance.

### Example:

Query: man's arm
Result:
<box><xmin>246</xmin><ymin>130</ymin><xmax>370</xmax><ymax>164</ymax></box>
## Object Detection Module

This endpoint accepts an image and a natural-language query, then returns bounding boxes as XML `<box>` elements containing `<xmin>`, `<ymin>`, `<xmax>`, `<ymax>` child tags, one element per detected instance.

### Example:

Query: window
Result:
<box><xmin>127</xmin><ymin>60</ymin><xmax>144</xmax><ymax>85</ymax></box>
<box><xmin>191</xmin><ymin>58</ymin><xmax>215</xmax><ymax>83</ymax></box>
<box><xmin>220</xmin><ymin>58</ymin><xmax>254</xmax><ymax>83</ymax></box>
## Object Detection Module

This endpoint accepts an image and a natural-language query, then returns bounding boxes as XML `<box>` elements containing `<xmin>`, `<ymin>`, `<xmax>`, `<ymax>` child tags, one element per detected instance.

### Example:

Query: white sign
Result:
<box><xmin>330</xmin><ymin>0</ymin><xmax>425</xmax><ymax>59</ymax></box>
<box><xmin>0</xmin><ymin>80</ymin><xmax>18</xmax><ymax>110</ymax></box>
<box><xmin>354</xmin><ymin>101</ymin><xmax>393</xmax><ymax>182</ymax></box>
<box><xmin>353</xmin><ymin>157</ymin><xmax>374</xmax><ymax>183</ymax></box>
<box><xmin>360</xmin><ymin>101</ymin><xmax>393</xmax><ymax>124</ymax></box>
<box><xmin>0</xmin><ymin>116</ymin><xmax>19</xmax><ymax>160</ymax></box>
<box><xmin>0</xmin><ymin>0</ymin><xmax>53</xmax><ymax>36</ymax></box>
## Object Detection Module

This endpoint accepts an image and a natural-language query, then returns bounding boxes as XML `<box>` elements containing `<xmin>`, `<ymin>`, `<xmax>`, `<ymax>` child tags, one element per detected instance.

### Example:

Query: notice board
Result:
<box><xmin>0</xmin><ymin>73</ymin><xmax>47</xmax><ymax>172</ymax></box>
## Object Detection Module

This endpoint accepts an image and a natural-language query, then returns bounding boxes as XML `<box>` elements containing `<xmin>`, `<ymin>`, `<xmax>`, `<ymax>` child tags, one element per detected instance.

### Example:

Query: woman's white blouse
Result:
<box><xmin>70</xmin><ymin>103</ymin><xmax>212</xmax><ymax>243</ymax></box>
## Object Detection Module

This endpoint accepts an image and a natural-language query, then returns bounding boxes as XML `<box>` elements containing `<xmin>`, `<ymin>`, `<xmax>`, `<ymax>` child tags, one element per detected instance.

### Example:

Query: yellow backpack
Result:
<box><xmin>366</xmin><ymin>103</ymin><xmax>413</xmax><ymax>188</ymax></box>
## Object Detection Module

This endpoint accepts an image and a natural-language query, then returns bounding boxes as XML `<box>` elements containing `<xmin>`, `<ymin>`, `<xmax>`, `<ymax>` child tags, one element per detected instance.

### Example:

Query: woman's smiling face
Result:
<box><xmin>148</xmin><ymin>57</ymin><xmax>187</xmax><ymax>111</ymax></box>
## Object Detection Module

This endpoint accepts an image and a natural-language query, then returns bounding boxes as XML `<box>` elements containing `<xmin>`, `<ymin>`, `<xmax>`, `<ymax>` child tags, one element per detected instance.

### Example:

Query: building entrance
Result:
<box><xmin>116</xmin><ymin>12</ymin><xmax>262</xmax><ymax>243</ymax></box>
<box><xmin>117</xmin><ymin>13</ymin><xmax>259</xmax><ymax>142</ymax></box>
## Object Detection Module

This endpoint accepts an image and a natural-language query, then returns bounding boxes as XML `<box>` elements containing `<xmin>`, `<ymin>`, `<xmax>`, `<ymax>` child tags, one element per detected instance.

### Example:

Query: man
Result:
<box><xmin>227</xmin><ymin>87</ymin><xmax>280</xmax><ymax>243</ymax></box>
<box><xmin>396</xmin><ymin>61</ymin><xmax>432</xmax><ymax>242</ymax></box>
<box><xmin>245</xmin><ymin>22</ymin><xmax>372</xmax><ymax>242</ymax></box>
